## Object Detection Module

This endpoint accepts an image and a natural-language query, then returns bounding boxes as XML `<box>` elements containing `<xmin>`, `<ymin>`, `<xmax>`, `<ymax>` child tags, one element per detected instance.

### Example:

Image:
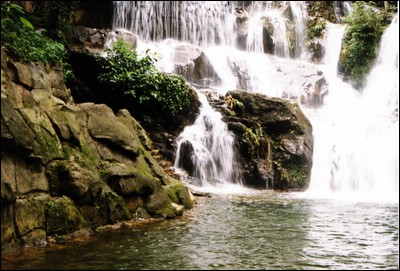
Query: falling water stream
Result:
<box><xmin>2</xmin><ymin>2</ymin><xmax>398</xmax><ymax>269</ymax></box>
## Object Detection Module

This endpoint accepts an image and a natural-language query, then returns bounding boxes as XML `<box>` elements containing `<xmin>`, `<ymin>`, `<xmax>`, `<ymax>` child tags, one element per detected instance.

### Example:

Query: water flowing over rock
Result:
<box><xmin>173</xmin><ymin>44</ymin><xmax>221</xmax><ymax>87</ymax></box>
<box><xmin>174</xmin><ymin>91</ymin><xmax>243</xmax><ymax>188</ymax></box>
<box><xmin>212</xmin><ymin>90</ymin><xmax>313</xmax><ymax>190</ymax></box>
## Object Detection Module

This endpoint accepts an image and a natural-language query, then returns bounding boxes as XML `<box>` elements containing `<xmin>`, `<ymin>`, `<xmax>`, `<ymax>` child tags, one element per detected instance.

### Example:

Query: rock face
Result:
<box><xmin>215</xmin><ymin>90</ymin><xmax>313</xmax><ymax>190</ymax></box>
<box><xmin>67</xmin><ymin>26</ymin><xmax>137</xmax><ymax>55</ymax></box>
<box><xmin>173</xmin><ymin>44</ymin><xmax>221</xmax><ymax>88</ymax></box>
<box><xmin>1</xmin><ymin>51</ymin><xmax>194</xmax><ymax>247</ymax></box>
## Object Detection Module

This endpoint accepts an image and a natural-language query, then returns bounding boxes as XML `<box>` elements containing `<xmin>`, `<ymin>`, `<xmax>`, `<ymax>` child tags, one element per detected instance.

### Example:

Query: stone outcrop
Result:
<box><xmin>173</xmin><ymin>44</ymin><xmax>221</xmax><ymax>88</ymax></box>
<box><xmin>66</xmin><ymin>43</ymin><xmax>201</xmax><ymax>171</ymax></box>
<box><xmin>67</xmin><ymin>26</ymin><xmax>137</xmax><ymax>55</ymax></box>
<box><xmin>1</xmin><ymin>51</ymin><xmax>194</xmax><ymax>247</ymax></box>
<box><xmin>213</xmin><ymin>90</ymin><xmax>313</xmax><ymax>190</ymax></box>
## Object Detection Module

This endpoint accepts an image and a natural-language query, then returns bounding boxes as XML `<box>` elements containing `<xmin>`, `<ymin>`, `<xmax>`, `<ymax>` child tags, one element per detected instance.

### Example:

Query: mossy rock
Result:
<box><xmin>144</xmin><ymin>188</ymin><xmax>178</xmax><ymax>219</ymax></box>
<box><xmin>104</xmin><ymin>165</ymin><xmax>156</xmax><ymax>196</ymax></box>
<box><xmin>46</xmin><ymin>196</ymin><xmax>85</xmax><ymax>235</ymax></box>
<box><xmin>98</xmin><ymin>191</ymin><xmax>131</xmax><ymax>224</ymax></box>
<box><xmin>166</xmin><ymin>182</ymin><xmax>194</xmax><ymax>209</ymax></box>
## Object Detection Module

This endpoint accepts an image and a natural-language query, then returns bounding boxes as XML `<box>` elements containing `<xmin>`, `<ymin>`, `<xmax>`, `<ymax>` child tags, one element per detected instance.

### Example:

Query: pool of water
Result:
<box><xmin>1</xmin><ymin>191</ymin><xmax>399</xmax><ymax>270</ymax></box>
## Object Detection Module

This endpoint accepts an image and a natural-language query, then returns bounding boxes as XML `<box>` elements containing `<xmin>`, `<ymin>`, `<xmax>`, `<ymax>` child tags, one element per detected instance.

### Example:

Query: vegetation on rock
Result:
<box><xmin>98</xmin><ymin>39</ymin><xmax>196</xmax><ymax>126</ymax></box>
<box><xmin>1</xmin><ymin>2</ymin><xmax>73</xmax><ymax>80</ymax></box>
<box><xmin>338</xmin><ymin>1</ymin><xmax>392</xmax><ymax>89</ymax></box>
<box><xmin>1</xmin><ymin>3</ymin><xmax>66</xmax><ymax>64</ymax></box>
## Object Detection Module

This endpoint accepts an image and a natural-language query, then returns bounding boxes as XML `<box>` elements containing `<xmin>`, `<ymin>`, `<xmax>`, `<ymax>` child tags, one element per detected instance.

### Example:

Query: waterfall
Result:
<box><xmin>113</xmin><ymin>1</ymin><xmax>236</xmax><ymax>47</ymax></box>
<box><xmin>113</xmin><ymin>1</ymin><xmax>307</xmax><ymax>57</ymax></box>
<box><xmin>174</xmin><ymin>91</ymin><xmax>243</xmax><ymax>190</ymax></box>
<box><xmin>334</xmin><ymin>1</ymin><xmax>353</xmax><ymax>23</ymax></box>
<box><xmin>112</xmin><ymin>2</ymin><xmax>398</xmax><ymax>199</ymax></box>
<box><xmin>289</xmin><ymin>1</ymin><xmax>308</xmax><ymax>59</ymax></box>
<box><xmin>304</xmin><ymin>16</ymin><xmax>399</xmax><ymax>202</ymax></box>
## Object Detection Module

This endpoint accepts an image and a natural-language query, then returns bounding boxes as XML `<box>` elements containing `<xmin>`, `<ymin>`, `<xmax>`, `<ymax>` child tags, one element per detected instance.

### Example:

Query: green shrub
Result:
<box><xmin>1</xmin><ymin>3</ymin><xmax>73</xmax><ymax>80</ymax></box>
<box><xmin>98</xmin><ymin>39</ymin><xmax>194</xmax><ymax>120</ymax></box>
<box><xmin>339</xmin><ymin>1</ymin><xmax>391</xmax><ymax>89</ymax></box>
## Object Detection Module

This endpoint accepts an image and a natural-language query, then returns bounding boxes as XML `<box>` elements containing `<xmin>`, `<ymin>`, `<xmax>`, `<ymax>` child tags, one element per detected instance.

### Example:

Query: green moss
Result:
<box><xmin>225</xmin><ymin>94</ymin><xmax>245</xmax><ymax>116</ymax></box>
<box><xmin>99</xmin><ymin>191</ymin><xmax>131</xmax><ymax>224</ymax></box>
<box><xmin>37</xmin><ymin>129</ymin><xmax>62</xmax><ymax>162</ymax></box>
<box><xmin>80</xmin><ymin>142</ymin><xmax>94</xmax><ymax>162</ymax></box>
<box><xmin>46</xmin><ymin>197</ymin><xmax>86</xmax><ymax>235</ymax></box>
<box><xmin>166</xmin><ymin>185</ymin><xmax>179</xmax><ymax>203</ymax></box>
<box><xmin>166</xmin><ymin>183</ymin><xmax>193</xmax><ymax>209</ymax></box>
<box><xmin>75</xmin><ymin>141</ymin><xmax>97</xmax><ymax>170</ymax></box>
<box><xmin>99</xmin><ymin>170</ymin><xmax>112</xmax><ymax>183</ymax></box>
<box><xmin>155</xmin><ymin>205</ymin><xmax>178</xmax><ymax>219</ymax></box>
<box><xmin>46</xmin><ymin>200</ymin><xmax>68</xmax><ymax>234</ymax></box>
<box><xmin>61</xmin><ymin>144</ymin><xmax>71</xmax><ymax>158</ymax></box>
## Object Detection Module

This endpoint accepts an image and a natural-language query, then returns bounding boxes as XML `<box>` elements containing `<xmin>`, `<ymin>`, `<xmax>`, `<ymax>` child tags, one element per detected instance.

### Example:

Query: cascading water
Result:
<box><xmin>113</xmin><ymin>1</ymin><xmax>308</xmax><ymax>56</ymax></box>
<box><xmin>244</xmin><ymin>1</ymin><xmax>308</xmax><ymax>57</ymax></box>
<box><xmin>334</xmin><ymin>1</ymin><xmax>353</xmax><ymax>23</ymax></box>
<box><xmin>174</xmin><ymin>91</ymin><xmax>243</xmax><ymax>191</ymax></box>
<box><xmin>289</xmin><ymin>1</ymin><xmax>308</xmax><ymax>59</ymax></box>
<box><xmin>113</xmin><ymin>1</ymin><xmax>236</xmax><ymax>47</ymax></box>
<box><xmin>304</xmin><ymin>15</ymin><xmax>399</xmax><ymax>202</ymax></box>
<box><xmin>111</xmin><ymin>1</ymin><xmax>305</xmax><ymax>190</ymax></box>
<box><xmin>112</xmin><ymin>1</ymin><xmax>398</xmax><ymax>200</ymax></box>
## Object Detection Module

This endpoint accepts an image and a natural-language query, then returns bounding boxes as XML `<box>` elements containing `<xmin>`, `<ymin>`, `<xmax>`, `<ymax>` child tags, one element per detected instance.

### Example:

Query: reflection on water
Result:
<box><xmin>1</xmin><ymin>191</ymin><xmax>399</xmax><ymax>270</ymax></box>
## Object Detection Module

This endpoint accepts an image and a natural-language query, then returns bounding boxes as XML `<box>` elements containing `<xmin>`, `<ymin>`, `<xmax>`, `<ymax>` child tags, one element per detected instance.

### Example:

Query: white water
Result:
<box><xmin>112</xmin><ymin>2</ymin><xmax>399</xmax><ymax>201</ymax></box>
<box><xmin>174</xmin><ymin>91</ymin><xmax>243</xmax><ymax>190</ymax></box>
<box><xmin>244</xmin><ymin>1</ymin><xmax>307</xmax><ymax>58</ymax></box>
<box><xmin>289</xmin><ymin>1</ymin><xmax>308</xmax><ymax>59</ymax></box>
<box><xmin>334</xmin><ymin>1</ymin><xmax>353</xmax><ymax>23</ymax></box>
<box><xmin>303</xmin><ymin>16</ymin><xmax>399</xmax><ymax>203</ymax></box>
<box><xmin>113</xmin><ymin>1</ymin><xmax>236</xmax><ymax>47</ymax></box>
<box><xmin>113</xmin><ymin>1</ymin><xmax>307</xmax><ymax>56</ymax></box>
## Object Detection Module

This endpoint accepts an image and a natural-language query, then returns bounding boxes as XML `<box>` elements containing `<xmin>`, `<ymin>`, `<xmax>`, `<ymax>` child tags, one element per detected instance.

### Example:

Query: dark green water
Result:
<box><xmin>2</xmin><ymin>191</ymin><xmax>399</xmax><ymax>270</ymax></box>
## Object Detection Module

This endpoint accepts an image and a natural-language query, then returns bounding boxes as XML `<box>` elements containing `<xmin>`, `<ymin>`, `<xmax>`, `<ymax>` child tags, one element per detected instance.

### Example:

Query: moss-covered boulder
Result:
<box><xmin>46</xmin><ymin>196</ymin><xmax>85</xmax><ymax>235</ymax></box>
<box><xmin>220</xmin><ymin>90</ymin><xmax>314</xmax><ymax>190</ymax></box>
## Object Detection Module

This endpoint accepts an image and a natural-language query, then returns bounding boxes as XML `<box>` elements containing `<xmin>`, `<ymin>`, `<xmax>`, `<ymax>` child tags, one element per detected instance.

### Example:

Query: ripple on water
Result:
<box><xmin>1</xmin><ymin>192</ymin><xmax>398</xmax><ymax>270</ymax></box>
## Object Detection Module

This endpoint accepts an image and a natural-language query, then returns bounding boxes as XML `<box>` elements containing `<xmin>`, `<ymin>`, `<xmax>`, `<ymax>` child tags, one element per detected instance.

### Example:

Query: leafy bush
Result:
<box><xmin>98</xmin><ymin>39</ymin><xmax>194</xmax><ymax>120</ymax></box>
<box><xmin>1</xmin><ymin>3</ymin><xmax>73</xmax><ymax>79</ymax></box>
<box><xmin>339</xmin><ymin>1</ymin><xmax>391</xmax><ymax>89</ymax></box>
<box><xmin>1</xmin><ymin>3</ymin><xmax>66</xmax><ymax>64</ymax></box>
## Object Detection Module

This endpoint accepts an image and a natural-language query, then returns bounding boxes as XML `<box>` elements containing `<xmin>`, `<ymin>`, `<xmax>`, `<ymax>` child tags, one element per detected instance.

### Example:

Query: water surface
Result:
<box><xmin>2</xmin><ymin>191</ymin><xmax>398</xmax><ymax>270</ymax></box>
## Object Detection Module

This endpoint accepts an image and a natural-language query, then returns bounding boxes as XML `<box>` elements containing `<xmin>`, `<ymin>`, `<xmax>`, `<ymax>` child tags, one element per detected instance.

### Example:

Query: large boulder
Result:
<box><xmin>217</xmin><ymin>90</ymin><xmax>314</xmax><ymax>190</ymax></box>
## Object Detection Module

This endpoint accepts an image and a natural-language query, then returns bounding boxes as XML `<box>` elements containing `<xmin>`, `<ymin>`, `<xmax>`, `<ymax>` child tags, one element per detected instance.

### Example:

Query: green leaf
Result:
<box><xmin>19</xmin><ymin>17</ymin><xmax>34</xmax><ymax>30</ymax></box>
